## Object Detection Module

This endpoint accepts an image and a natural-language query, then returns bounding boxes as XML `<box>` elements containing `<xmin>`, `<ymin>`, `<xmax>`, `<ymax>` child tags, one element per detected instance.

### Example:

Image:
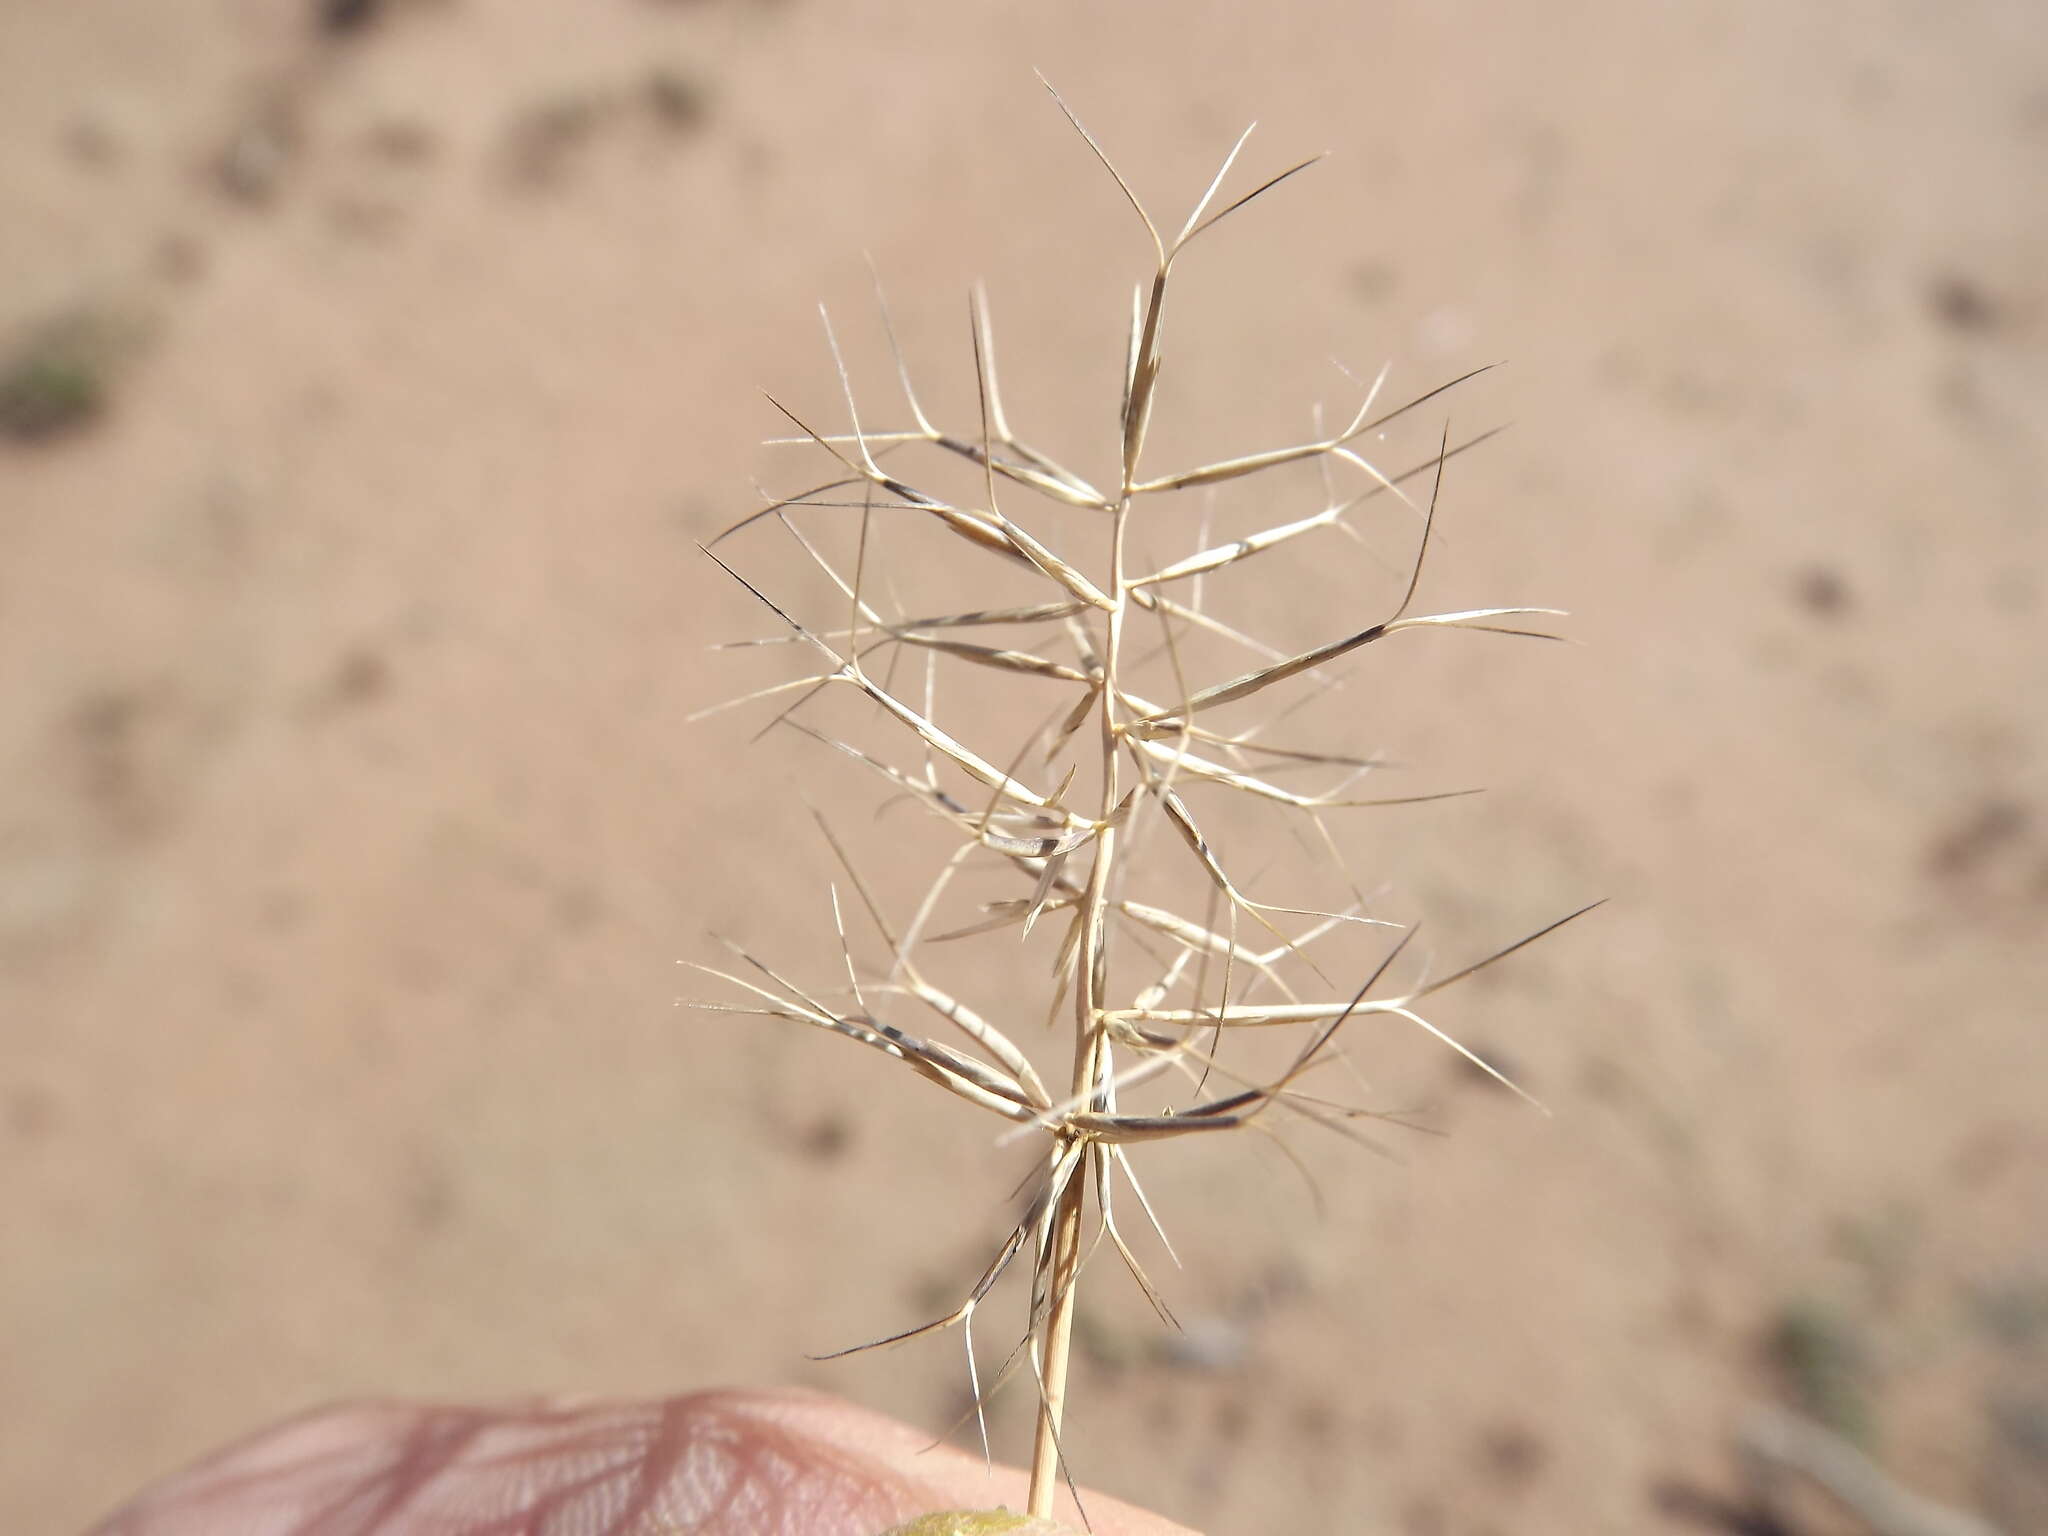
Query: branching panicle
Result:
<box><xmin>693</xmin><ymin>87</ymin><xmax>1589</xmax><ymax>1520</ymax></box>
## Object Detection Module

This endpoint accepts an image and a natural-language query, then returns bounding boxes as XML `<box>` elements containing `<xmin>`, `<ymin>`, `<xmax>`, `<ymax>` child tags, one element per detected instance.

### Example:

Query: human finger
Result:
<box><xmin>91</xmin><ymin>1387</ymin><xmax>1198</xmax><ymax>1536</ymax></box>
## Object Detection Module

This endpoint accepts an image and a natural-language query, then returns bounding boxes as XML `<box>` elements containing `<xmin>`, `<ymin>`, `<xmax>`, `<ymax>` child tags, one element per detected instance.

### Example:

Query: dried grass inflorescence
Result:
<box><xmin>692</xmin><ymin>82</ymin><xmax>1595</xmax><ymax>1520</ymax></box>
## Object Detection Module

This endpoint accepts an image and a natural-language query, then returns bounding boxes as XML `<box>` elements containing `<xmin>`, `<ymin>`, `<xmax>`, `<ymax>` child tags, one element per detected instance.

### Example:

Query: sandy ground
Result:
<box><xmin>3</xmin><ymin>2</ymin><xmax>2044</xmax><ymax>1533</ymax></box>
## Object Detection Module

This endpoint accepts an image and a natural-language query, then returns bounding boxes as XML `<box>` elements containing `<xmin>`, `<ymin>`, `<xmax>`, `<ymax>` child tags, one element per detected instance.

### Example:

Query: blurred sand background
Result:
<box><xmin>3</xmin><ymin>2</ymin><xmax>2044</xmax><ymax>1532</ymax></box>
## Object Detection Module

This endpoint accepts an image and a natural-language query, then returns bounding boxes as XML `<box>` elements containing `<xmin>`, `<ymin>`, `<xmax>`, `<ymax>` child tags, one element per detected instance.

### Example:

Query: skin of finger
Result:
<box><xmin>877</xmin><ymin>1514</ymin><xmax>1076</xmax><ymax>1535</ymax></box>
<box><xmin>754</xmin><ymin>1389</ymin><xmax>1196</xmax><ymax>1535</ymax></box>
<box><xmin>89</xmin><ymin>1388</ymin><xmax>1201</xmax><ymax>1536</ymax></box>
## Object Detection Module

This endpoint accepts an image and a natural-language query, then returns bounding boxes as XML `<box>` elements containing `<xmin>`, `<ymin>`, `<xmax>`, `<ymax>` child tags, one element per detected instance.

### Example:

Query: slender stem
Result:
<box><xmin>1029</xmin><ymin>424</ymin><xmax>1145</xmax><ymax>1516</ymax></box>
<box><xmin>1027</xmin><ymin>1137</ymin><xmax>1086</xmax><ymax>1516</ymax></box>
<box><xmin>1029</xmin><ymin>223</ymin><xmax>1167</xmax><ymax>1515</ymax></box>
<box><xmin>1028</xmin><ymin>804</ymin><xmax>1116</xmax><ymax>1516</ymax></box>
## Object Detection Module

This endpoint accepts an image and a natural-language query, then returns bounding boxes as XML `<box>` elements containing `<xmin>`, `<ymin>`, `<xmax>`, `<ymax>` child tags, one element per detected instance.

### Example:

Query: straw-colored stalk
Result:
<box><xmin>692</xmin><ymin>79</ymin><xmax>1593</xmax><ymax>1522</ymax></box>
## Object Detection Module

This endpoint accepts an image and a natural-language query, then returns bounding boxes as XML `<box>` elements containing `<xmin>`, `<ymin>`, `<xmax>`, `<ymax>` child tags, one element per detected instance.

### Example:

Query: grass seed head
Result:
<box><xmin>694</xmin><ymin>82</ymin><xmax>1590</xmax><ymax>1516</ymax></box>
